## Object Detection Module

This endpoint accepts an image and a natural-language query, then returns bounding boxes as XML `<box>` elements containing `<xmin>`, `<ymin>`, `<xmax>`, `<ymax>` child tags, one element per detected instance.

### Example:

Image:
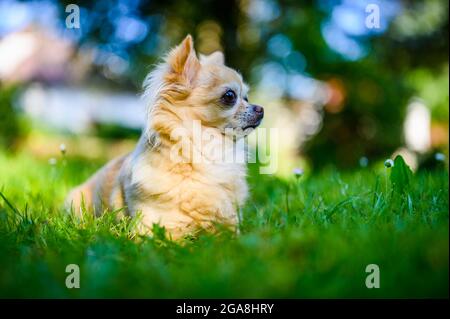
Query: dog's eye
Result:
<box><xmin>244</xmin><ymin>96</ymin><xmax>248</xmax><ymax>102</ymax></box>
<box><xmin>221</xmin><ymin>89</ymin><xmax>237</xmax><ymax>106</ymax></box>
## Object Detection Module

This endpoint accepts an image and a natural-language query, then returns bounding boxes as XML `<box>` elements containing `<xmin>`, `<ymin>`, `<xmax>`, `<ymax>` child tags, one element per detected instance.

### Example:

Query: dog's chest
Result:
<box><xmin>129</xmin><ymin>156</ymin><xmax>248</xmax><ymax>212</ymax></box>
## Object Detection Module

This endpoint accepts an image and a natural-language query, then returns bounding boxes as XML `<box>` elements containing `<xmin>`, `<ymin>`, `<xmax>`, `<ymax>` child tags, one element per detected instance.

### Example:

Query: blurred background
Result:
<box><xmin>0</xmin><ymin>0</ymin><xmax>448</xmax><ymax>176</ymax></box>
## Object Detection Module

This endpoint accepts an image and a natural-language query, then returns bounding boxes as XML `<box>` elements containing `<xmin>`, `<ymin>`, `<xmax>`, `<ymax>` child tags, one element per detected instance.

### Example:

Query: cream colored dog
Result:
<box><xmin>66</xmin><ymin>35</ymin><xmax>264</xmax><ymax>240</ymax></box>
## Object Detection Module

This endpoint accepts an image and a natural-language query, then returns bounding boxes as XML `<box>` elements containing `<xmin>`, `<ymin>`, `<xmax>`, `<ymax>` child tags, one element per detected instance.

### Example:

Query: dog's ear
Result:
<box><xmin>200</xmin><ymin>51</ymin><xmax>224</xmax><ymax>65</ymax></box>
<box><xmin>167</xmin><ymin>35</ymin><xmax>200</xmax><ymax>84</ymax></box>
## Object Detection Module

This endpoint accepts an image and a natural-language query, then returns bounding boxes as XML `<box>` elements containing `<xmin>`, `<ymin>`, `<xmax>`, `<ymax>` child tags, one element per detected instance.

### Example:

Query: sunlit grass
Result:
<box><xmin>0</xmin><ymin>149</ymin><xmax>448</xmax><ymax>298</ymax></box>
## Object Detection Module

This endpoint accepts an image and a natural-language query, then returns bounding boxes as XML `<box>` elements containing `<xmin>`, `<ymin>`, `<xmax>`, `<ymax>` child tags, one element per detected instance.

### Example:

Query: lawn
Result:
<box><xmin>0</xmin><ymin>148</ymin><xmax>448</xmax><ymax>298</ymax></box>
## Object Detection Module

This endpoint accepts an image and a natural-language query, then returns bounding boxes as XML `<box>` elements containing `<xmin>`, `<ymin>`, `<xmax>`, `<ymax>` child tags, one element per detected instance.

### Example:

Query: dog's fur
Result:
<box><xmin>66</xmin><ymin>35</ymin><xmax>263</xmax><ymax>240</ymax></box>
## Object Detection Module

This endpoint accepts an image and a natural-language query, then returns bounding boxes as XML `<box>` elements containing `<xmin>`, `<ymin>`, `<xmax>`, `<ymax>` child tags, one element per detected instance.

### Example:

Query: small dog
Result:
<box><xmin>66</xmin><ymin>35</ymin><xmax>264</xmax><ymax>239</ymax></box>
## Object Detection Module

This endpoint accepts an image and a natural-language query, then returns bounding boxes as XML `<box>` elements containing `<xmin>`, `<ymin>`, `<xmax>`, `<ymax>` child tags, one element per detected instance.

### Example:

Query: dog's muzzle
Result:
<box><xmin>242</xmin><ymin>104</ymin><xmax>264</xmax><ymax>130</ymax></box>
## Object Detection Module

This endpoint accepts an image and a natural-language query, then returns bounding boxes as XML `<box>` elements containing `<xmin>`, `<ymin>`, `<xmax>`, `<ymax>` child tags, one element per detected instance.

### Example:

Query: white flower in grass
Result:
<box><xmin>60</xmin><ymin>143</ymin><xmax>67</xmax><ymax>155</ymax></box>
<box><xmin>384</xmin><ymin>159</ymin><xmax>394</xmax><ymax>168</ymax></box>
<box><xmin>48</xmin><ymin>158</ymin><xmax>57</xmax><ymax>165</ymax></box>
<box><xmin>293</xmin><ymin>167</ymin><xmax>304</xmax><ymax>178</ymax></box>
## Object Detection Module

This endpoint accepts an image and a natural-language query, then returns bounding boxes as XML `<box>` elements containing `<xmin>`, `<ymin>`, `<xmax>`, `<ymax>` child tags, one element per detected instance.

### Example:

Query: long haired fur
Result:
<box><xmin>66</xmin><ymin>35</ymin><xmax>263</xmax><ymax>240</ymax></box>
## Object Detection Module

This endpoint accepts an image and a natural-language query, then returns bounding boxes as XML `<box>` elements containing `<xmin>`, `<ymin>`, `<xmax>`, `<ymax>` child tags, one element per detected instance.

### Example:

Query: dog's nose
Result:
<box><xmin>252</xmin><ymin>104</ymin><xmax>264</xmax><ymax>115</ymax></box>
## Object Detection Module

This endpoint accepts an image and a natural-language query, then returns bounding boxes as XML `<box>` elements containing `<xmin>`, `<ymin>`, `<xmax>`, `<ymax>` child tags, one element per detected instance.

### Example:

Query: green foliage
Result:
<box><xmin>0</xmin><ymin>151</ymin><xmax>448</xmax><ymax>298</ymax></box>
<box><xmin>390</xmin><ymin>155</ymin><xmax>413</xmax><ymax>193</ymax></box>
<box><xmin>406</xmin><ymin>67</ymin><xmax>449</xmax><ymax>121</ymax></box>
<box><xmin>0</xmin><ymin>85</ymin><xmax>22</xmax><ymax>150</ymax></box>
<box><xmin>93</xmin><ymin>123</ymin><xmax>141</xmax><ymax>140</ymax></box>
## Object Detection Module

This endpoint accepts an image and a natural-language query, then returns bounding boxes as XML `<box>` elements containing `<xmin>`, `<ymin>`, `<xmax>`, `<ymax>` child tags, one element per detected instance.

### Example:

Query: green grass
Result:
<box><xmin>0</xmin><ymin>150</ymin><xmax>448</xmax><ymax>298</ymax></box>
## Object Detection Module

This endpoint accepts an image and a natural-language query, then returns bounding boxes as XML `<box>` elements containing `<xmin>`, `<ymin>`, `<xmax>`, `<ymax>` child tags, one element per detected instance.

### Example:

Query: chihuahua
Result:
<box><xmin>66</xmin><ymin>35</ymin><xmax>264</xmax><ymax>240</ymax></box>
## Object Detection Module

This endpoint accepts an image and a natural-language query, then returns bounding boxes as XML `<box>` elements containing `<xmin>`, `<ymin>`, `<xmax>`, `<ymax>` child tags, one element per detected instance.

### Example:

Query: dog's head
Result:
<box><xmin>145</xmin><ymin>35</ymin><xmax>263</xmax><ymax>140</ymax></box>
